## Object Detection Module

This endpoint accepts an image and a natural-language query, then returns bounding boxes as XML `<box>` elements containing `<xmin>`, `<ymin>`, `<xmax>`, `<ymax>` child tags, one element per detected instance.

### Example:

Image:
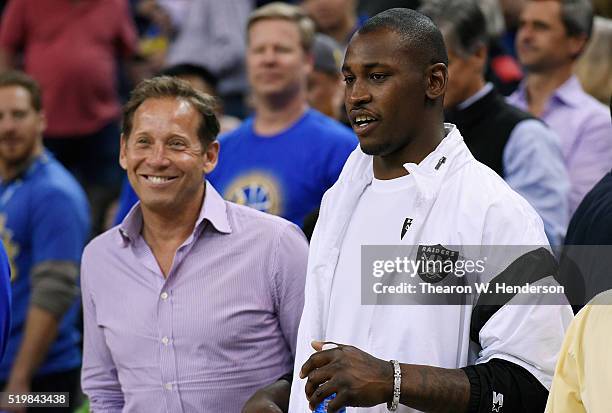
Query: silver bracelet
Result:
<box><xmin>387</xmin><ymin>360</ymin><xmax>401</xmax><ymax>411</ymax></box>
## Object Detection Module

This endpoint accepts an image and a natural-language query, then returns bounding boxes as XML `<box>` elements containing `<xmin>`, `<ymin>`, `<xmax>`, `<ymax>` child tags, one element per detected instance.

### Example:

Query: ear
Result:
<box><xmin>425</xmin><ymin>62</ymin><xmax>448</xmax><ymax>100</ymax></box>
<box><xmin>472</xmin><ymin>43</ymin><xmax>488</xmax><ymax>73</ymax></box>
<box><xmin>303</xmin><ymin>50</ymin><xmax>314</xmax><ymax>77</ymax></box>
<box><xmin>119</xmin><ymin>134</ymin><xmax>128</xmax><ymax>171</ymax></box>
<box><xmin>203</xmin><ymin>140</ymin><xmax>220</xmax><ymax>175</ymax></box>
<box><xmin>36</xmin><ymin>111</ymin><xmax>47</xmax><ymax>136</ymax></box>
<box><xmin>568</xmin><ymin>34</ymin><xmax>588</xmax><ymax>59</ymax></box>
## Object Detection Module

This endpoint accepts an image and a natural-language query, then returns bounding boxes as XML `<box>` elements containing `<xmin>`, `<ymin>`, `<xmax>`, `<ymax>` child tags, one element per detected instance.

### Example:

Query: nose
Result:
<box><xmin>0</xmin><ymin>116</ymin><xmax>16</xmax><ymax>134</ymax></box>
<box><xmin>517</xmin><ymin>23</ymin><xmax>533</xmax><ymax>42</ymax></box>
<box><xmin>145</xmin><ymin>143</ymin><xmax>171</xmax><ymax>168</ymax></box>
<box><xmin>346</xmin><ymin>77</ymin><xmax>372</xmax><ymax>108</ymax></box>
<box><xmin>257</xmin><ymin>45</ymin><xmax>280</xmax><ymax>67</ymax></box>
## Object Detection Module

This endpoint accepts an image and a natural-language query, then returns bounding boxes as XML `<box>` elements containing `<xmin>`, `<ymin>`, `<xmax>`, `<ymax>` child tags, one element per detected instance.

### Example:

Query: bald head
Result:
<box><xmin>357</xmin><ymin>8</ymin><xmax>449</xmax><ymax>71</ymax></box>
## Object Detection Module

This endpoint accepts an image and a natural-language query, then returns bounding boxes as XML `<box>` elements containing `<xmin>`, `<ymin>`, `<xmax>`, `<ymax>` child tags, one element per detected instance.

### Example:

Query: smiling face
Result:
<box><xmin>119</xmin><ymin>97</ymin><xmax>219</xmax><ymax>216</ymax></box>
<box><xmin>247</xmin><ymin>18</ymin><xmax>313</xmax><ymax>100</ymax></box>
<box><xmin>0</xmin><ymin>85</ymin><xmax>45</xmax><ymax>170</ymax></box>
<box><xmin>342</xmin><ymin>28</ymin><xmax>432</xmax><ymax>156</ymax></box>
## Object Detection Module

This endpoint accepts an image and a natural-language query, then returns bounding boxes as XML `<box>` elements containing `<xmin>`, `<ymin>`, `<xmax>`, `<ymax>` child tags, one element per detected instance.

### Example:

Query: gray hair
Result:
<box><xmin>479</xmin><ymin>0</ymin><xmax>506</xmax><ymax>39</ymax></box>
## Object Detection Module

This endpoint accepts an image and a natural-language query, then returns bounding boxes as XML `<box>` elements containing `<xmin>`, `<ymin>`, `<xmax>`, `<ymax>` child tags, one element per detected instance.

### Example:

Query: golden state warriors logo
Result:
<box><xmin>224</xmin><ymin>173</ymin><xmax>282</xmax><ymax>215</ymax></box>
<box><xmin>0</xmin><ymin>214</ymin><xmax>19</xmax><ymax>281</ymax></box>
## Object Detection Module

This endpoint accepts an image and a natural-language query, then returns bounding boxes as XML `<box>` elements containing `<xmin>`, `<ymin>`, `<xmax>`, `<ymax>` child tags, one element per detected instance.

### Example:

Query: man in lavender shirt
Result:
<box><xmin>508</xmin><ymin>0</ymin><xmax>612</xmax><ymax>216</ymax></box>
<box><xmin>80</xmin><ymin>77</ymin><xmax>308</xmax><ymax>412</ymax></box>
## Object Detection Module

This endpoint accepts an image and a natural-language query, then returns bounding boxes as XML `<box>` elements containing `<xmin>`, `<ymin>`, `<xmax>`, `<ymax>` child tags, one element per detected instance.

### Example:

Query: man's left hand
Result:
<box><xmin>299</xmin><ymin>341</ymin><xmax>394</xmax><ymax>412</ymax></box>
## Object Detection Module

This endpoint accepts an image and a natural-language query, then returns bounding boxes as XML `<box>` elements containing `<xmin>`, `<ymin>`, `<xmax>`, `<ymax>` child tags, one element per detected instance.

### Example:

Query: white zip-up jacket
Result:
<box><xmin>288</xmin><ymin>124</ymin><xmax>572</xmax><ymax>412</ymax></box>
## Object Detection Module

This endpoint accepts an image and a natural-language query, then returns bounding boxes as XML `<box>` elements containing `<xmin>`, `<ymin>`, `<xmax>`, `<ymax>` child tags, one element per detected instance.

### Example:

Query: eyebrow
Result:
<box><xmin>342</xmin><ymin>62</ymin><xmax>392</xmax><ymax>71</ymax></box>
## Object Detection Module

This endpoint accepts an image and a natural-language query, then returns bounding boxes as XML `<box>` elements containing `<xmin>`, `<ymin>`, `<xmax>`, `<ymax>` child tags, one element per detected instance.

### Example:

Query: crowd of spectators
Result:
<box><xmin>0</xmin><ymin>0</ymin><xmax>610</xmax><ymax>412</ymax></box>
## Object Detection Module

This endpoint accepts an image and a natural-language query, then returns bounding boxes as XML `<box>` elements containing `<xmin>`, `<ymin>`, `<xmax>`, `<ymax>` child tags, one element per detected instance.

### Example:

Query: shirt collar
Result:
<box><xmin>196</xmin><ymin>180</ymin><xmax>232</xmax><ymax>234</ymax></box>
<box><xmin>457</xmin><ymin>83</ymin><xmax>494</xmax><ymax>110</ymax></box>
<box><xmin>551</xmin><ymin>75</ymin><xmax>581</xmax><ymax>107</ymax></box>
<box><xmin>0</xmin><ymin>150</ymin><xmax>49</xmax><ymax>185</ymax></box>
<box><xmin>514</xmin><ymin>75</ymin><xmax>581</xmax><ymax>108</ymax></box>
<box><xmin>117</xmin><ymin>180</ymin><xmax>232</xmax><ymax>246</ymax></box>
<box><xmin>513</xmin><ymin>80</ymin><xmax>529</xmax><ymax>104</ymax></box>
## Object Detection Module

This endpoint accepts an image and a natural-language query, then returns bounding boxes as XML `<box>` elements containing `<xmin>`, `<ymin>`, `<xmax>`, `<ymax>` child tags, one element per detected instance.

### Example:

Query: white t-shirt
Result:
<box><xmin>326</xmin><ymin>175</ymin><xmax>468</xmax><ymax>413</ymax></box>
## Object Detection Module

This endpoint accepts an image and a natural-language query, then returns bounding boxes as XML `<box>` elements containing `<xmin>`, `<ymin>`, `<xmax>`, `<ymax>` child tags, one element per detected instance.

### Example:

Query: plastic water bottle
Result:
<box><xmin>314</xmin><ymin>393</ymin><xmax>346</xmax><ymax>413</ymax></box>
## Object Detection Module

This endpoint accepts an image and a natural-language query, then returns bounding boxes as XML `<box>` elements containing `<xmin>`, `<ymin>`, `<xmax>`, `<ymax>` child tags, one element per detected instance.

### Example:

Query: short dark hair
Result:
<box><xmin>122</xmin><ymin>76</ymin><xmax>220</xmax><ymax>146</ymax></box>
<box><xmin>160</xmin><ymin>63</ymin><xmax>219</xmax><ymax>91</ymax></box>
<box><xmin>358</xmin><ymin>8</ymin><xmax>449</xmax><ymax>68</ymax></box>
<box><xmin>0</xmin><ymin>71</ymin><xmax>43</xmax><ymax>112</ymax></box>
<box><xmin>557</xmin><ymin>0</ymin><xmax>594</xmax><ymax>39</ymax></box>
<box><xmin>419</xmin><ymin>0</ymin><xmax>488</xmax><ymax>58</ymax></box>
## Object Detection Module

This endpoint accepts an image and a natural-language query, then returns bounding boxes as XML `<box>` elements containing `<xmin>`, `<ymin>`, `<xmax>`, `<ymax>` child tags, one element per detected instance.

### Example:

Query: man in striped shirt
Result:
<box><xmin>80</xmin><ymin>76</ymin><xmax>308</xmax><ymax>412</ymax></box>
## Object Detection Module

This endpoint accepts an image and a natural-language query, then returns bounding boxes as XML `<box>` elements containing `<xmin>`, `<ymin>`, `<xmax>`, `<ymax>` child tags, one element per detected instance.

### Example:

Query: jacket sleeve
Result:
<box><xmin>462</xmin><ymin>198</ymin><xmax>573</xmax><ymax>413</ymax></box>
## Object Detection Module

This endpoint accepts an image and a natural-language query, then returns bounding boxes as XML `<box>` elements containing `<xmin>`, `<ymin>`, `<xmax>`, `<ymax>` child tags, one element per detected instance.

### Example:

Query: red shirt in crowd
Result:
<box><xmin>0</xmin><ymin>0</ymin><xmax>137</xmax><ymax>137</ymax></box>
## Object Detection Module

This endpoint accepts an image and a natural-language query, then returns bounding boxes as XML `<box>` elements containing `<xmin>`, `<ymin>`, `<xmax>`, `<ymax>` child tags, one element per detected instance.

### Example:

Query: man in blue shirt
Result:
<box><xmin>0</xmin><ymin>242</ymin><xmax>10</xmax><ymax>363</ymax></box>
<box><xmin>421</xmin><ymin>0</ymin><xmax>570</xmax><ymax>246</ymax></box>
<box><xmin>208</xmin><ymin>3</ymin><xmax>357</xmax><ymax>227</ymax></box>
<box><xmin>0</xmin><ymin>71</ymin><xmax>90</xmax><ymax>411</ymax></box>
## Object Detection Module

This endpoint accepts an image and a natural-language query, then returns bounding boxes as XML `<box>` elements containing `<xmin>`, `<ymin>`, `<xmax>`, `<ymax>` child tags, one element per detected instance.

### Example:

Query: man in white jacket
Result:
<box><xmin>243</xmin><ymin>8</ymin><xmax>572</xmax><ymax>413</ymax></box>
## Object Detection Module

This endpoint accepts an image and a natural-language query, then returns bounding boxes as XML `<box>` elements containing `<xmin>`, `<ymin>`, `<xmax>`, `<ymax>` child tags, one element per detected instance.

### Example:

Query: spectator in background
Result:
<box><xmin>208</xmin><ymin>3</ymin><xmax>357</xmax><ymax>228</ymax></box>
<box><xmin>422</xmin><ymin>0</ymin><xmax>569</xmax><ymax>246</ymax></box>
<box><xmin>166</xmin><ymin>0</ymin><xmax>254</xmax><ymax>118</ymax></box>
<box><xmin>160</xmin><ymin>64</ymin><xmax>242</xmax><ymax>134</ymax></box>
<box><xmin>129</xmin><ymin>0</ymin><xmax>177</xmax><ymax>82</ymax></box>
<box><xmin>81</xmin><ymin>76</ymin><xmax>308</xmax><ymax>412</ymax></box>
<box><xmin>113</xmin><ymin>63</ymin><xmax>241</xmax><ymax>224</ymax></box>
<box><xmin>157</xmin><ymin>0</ymin><xmax>193</xmax><ymax>28</ymax></box>
<box><xmin>479</xmin><ymin>0</ymin><xmax>524</xmax><ymax>95</ymax></box>
<box><xmin>0</xmin><ymin>72</ymin><xmax>90</xmax><ymax>412</ymax></box>
<box><xmin>0</xmin><ymin>243</ymin><xmax>9</xmax><ymax>363</ymax></box>
<box><xmin>508</xmin><ymin>0</ymin><xmax>612</xmax><ymax>216</ymax></box>
<box><xmin>301</xmin><ymin>0</ymin><xmax>368</xmax><ymax>47</ymax></box>
<box><xmin>307</xmin><ymin>34</ymin><xmax>346</xmax><ymax>123</ymax></box>
<box><xmin>0</xmin><ymin>0</ymin><xmax>137</xmax><ymax>235</ymax></box>
<box><xmin>498</xmin><ymin>0</ymin><xmax>527</xmax><ymax>56</ymax></box>
<box><xmin>574</xmin><ymin>16</ymin><xmax>612</xmax><ymax>105</ymax></box>
<box><xmin>558</xmin><ymin>169</ymin><xmax>612</xmax><ymax>312</ymax></box>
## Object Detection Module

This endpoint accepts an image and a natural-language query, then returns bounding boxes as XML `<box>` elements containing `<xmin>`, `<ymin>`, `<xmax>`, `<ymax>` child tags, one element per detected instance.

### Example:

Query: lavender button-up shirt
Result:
<box><xmin>508</xmin><ymin>76</ymin><xmax>612</xmax><ymax>215</ymax></box>
<box><xmin>81</xmin><ymin>182</ymin><xmax>308</xmax><ymax>412</ymax></box>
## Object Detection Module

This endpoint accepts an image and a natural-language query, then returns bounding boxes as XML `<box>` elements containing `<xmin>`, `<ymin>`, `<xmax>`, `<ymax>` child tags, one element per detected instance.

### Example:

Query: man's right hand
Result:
<box><xmin>242</xmin><ymin>379</ymin><xmax>291</xmax><ymax>413</ymax></box>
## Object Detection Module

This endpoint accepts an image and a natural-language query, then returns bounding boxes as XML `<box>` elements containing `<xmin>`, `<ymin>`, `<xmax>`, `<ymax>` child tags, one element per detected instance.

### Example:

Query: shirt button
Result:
<box><xmin>161</xmin><ymin>292</ymin><xmax>169</xmax><ymax>300</ymax></box>
<box><xmin>165</xmin><ymin>383</ymin><xmax>172</xmax><ymax>390</ymax></box>
<box><xmin>161</xmin><ymin>336</ymin><xmax>169</xmax><ymax>345</ymax></box>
